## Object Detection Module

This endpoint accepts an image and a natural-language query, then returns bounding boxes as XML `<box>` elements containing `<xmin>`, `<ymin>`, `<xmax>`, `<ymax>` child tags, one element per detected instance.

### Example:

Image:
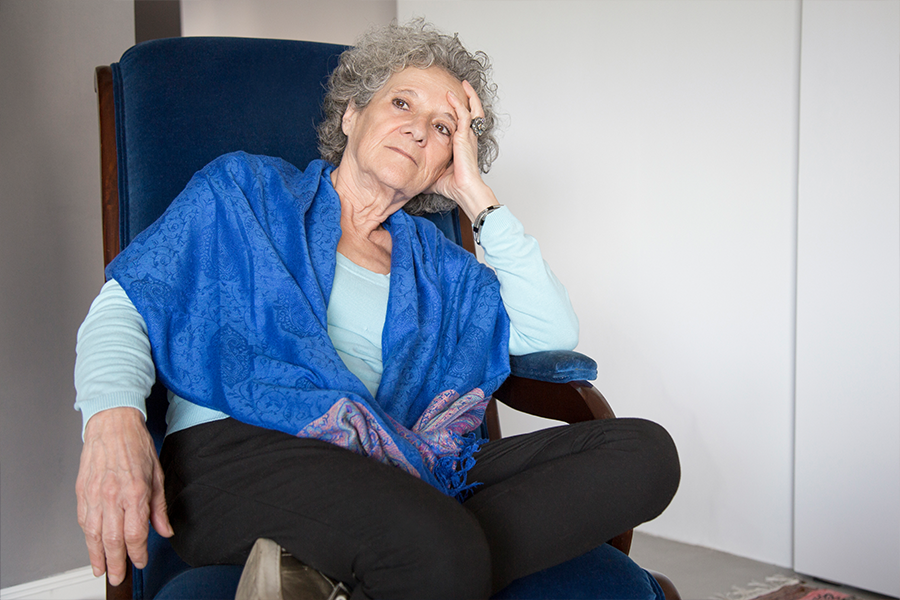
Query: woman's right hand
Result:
<box><xmin>76</xmin><ymin>407</ymin><xmax>173</xmax><ymax>586</ymax></box>
<box><xmin>428</xmin><ymin>80</ymin><xmax>499</xmax><ymax>223</ymax></box>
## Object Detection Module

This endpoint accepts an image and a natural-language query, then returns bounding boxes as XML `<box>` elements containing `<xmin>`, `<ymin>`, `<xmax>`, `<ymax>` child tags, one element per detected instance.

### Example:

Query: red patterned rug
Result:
<box><xmin>717</xmin><ymin>576</ymin><xmax>858</xmax><ymax>600</ymax></box>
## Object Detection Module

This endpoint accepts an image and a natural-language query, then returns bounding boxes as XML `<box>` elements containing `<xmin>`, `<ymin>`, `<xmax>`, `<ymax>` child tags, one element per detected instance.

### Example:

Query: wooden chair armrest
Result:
<box><xmin>493</xmin><ymin>376</ymin><xmax>616</xmax><ymax>424</ymax></box>
<box><xmin>106</xmin><ymin>556</ymin><xmax>133</xmax><ymax>600</ymax></box>
<box><xmin>648</xmin><ymin>570</ymin><xmax>682</xmax><ymax>600</ymax></box>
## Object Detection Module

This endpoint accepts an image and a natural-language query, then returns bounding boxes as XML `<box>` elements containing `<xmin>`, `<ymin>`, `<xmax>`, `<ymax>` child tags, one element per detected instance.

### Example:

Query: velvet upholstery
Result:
<box><xmin>101</xmin><ymin>36</ymin><xmax>666</xmax><ymax>600</ymax></box>
<box><xmin>144</xmin><ymin>544</ymin><xmax>663</xmax><ymax>600</ymax></box>
<box><xmin>112</xmin><ymin>36</ymin><xmax>347</xmax><ymax>250</ymax></box>
<box><xmin>510</xmin><ymin>350</ymin><xmax>598</xmax><ymax>383</ymax></box>
<box><xmin>493</xmin><ymin>544</ymin><xmax>665</xmax><ymax>600</ymax></box>
<box><xmin>153</xmin><ymin>566</ymin><xmax>242</xmax><ymax>600</ymax></box>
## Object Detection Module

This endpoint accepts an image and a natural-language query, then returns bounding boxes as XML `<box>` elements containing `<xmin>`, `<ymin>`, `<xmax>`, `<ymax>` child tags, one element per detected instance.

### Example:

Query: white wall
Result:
<box><xmin>0</xmin><ymin>0</ymin><xmax>135</xmax><ymax>589</ymax></box>
<box><xmin>181</xmin><ymin>0</ymin><xmax>395</xmax><ymax>44</ymax></box>
<box><xmin>399</xmin><ymin>0</ymin><xmax>802</xmax><ymax>567</ymax></box>
<box><xmin>794</xmin><ymin>1</ymin><xmax>900</xmax><ymax>596</ymax></box>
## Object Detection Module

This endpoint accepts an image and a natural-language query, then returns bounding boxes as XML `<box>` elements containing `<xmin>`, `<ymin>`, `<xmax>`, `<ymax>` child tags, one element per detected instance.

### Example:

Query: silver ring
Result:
<box><xmin>470</xmin><ymin>117</ymin><xmax>487</xmax><ymax>137</ymax></box>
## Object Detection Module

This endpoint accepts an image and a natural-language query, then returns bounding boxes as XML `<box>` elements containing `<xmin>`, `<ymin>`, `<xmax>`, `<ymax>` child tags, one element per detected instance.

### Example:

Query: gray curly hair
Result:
<box><xmin>318</xmin><ymin>19</ymin><xmax>500</xmax><ymax>215</ymax></box>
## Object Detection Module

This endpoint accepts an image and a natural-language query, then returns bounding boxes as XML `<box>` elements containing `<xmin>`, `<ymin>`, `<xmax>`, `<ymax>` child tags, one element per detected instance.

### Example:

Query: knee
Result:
<box><xmin>628</xmin><ymin>418</ymin><xmax>681</xmax><ymax>519</ymax></box>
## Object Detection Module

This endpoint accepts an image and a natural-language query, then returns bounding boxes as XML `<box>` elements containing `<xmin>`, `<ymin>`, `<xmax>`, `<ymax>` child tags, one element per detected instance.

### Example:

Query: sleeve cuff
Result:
<box><xmin>78</xmin><ymin>392</ymin><xmax>148</xmax><ymax>439</ymax></box>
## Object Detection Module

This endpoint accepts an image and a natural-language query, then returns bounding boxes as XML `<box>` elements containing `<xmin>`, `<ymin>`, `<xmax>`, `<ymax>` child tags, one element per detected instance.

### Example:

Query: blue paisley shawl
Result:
<box><xmin>106</xmin><ymin>152</ymin><xmax>511</xmax><ymax>497</ymax></box>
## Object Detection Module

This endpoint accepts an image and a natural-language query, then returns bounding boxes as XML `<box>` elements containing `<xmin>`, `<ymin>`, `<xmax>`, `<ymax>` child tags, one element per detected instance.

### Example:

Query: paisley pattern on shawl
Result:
<box><xmin>106</xmin><ymin>152</ymin><xmax>510</xmax><ymax>496</ymax></box>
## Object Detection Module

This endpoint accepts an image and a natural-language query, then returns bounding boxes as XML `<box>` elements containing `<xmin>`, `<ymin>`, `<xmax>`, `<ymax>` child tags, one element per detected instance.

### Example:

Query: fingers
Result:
<box><xmin>76</xmin><ymin>408</ymin><xmax>165</xmax><ymax>584</ymax></box>
<box><xmin>77</xmin><ymin>439</ymin><xmax>110</xmax><ymax>578</ymax></box>
<box><xmin>448</xmin><ymin>82</ymin><xmax>485</xmax><ymax>138</ymax></box>
<box><xmin>446</xmin><ymin>88</ymin><xmax>467</xmax><ymax>126</ymax></box>
<box><xmin>102</xmin><ymin>499</ymin><xmax>130</xmax><ymax>585</ymax></box>
<box><xmin>77</xmin><ymin>480</ymin><xmax>108</xmax><ymax>578</ymax></box>
<box><xmin>462</xmin><ymin>80</ymin><xmax>485</xmax><ymax>122</ymax></box>
<box><xmin>149</xmin><ymin>462</ymin><xmax>174</xmax><ymax>540</ymax></box>
<box><xmin>431</xmin><ymin>81</ymin><xmax>498</xmax><ymax>220</ymax></box>
<box><xmin>122</xmin><ymin>486</ymin><xmax>152</xmax><ymax>570</ymax></box>
<box><xmin>77</xmin><ymin>458</ymin><xmax>132</xmax><ymax>584</ymax></box>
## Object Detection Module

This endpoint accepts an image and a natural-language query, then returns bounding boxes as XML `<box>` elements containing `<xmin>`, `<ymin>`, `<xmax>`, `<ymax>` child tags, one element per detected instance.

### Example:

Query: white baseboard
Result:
<box><xmin>0</xmin><ymin>566</ymin><xmax>105</xmax><ymax>600</ymax></box>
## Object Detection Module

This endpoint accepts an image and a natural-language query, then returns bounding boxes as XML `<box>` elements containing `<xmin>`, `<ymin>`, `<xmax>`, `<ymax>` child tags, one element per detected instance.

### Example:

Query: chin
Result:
<box><xmin>376</xmin><ymin>164</ymin><xmax>422</xmax><ymax>195</ymax></box>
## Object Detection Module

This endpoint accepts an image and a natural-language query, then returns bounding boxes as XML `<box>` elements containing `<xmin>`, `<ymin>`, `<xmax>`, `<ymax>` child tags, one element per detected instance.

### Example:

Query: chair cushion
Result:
<box><xmin>153</xmin><ymin>565</ymin><xmax>243</xmax><ymax>600</ymax></box>
<box><xmin>509</xmin><ymin>350</ymin><xmax>598</xmax><ymax>383</ymax></box>
<box><xmin>142</xmin><ymin>541</ymin><xmax>661</xmax><ymax>599</ymax></box>
<box><xmin>492</xmin><ymin>544</ymin><xmax>665</xmax><ymax>600</ymax></box>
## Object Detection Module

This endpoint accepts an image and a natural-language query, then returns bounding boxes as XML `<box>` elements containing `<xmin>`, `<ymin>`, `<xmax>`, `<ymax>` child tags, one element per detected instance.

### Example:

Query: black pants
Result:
<box><xmin>160</xmin><ymin>417</ymin><xmax>679</xmax><ymax>600</ymax></box>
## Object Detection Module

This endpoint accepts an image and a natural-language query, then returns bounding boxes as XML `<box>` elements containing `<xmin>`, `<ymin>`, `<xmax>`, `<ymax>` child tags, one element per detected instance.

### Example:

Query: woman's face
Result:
<box><xmin>340</xmin><ymin>66</ymin><xmax>467</xmax><ymax>201</ymax></box>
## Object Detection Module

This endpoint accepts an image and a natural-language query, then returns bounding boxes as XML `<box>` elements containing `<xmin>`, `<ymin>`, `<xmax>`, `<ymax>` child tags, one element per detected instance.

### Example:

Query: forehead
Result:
<box><xmin>381</xmin><ymin>66</ymin><xmax>466</xmax><ymax>104</ymax></box>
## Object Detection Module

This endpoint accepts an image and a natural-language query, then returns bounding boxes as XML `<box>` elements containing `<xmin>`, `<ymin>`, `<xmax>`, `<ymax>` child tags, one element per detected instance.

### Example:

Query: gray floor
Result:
<box><xmin>628</xmin><ymin>531</ymin><xmax>896</xmax><ymax>600</ymax></box>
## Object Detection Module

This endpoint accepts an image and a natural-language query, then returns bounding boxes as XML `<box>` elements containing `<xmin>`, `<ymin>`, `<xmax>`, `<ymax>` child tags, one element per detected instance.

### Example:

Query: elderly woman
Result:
<box><xmin>75</xmin><ymin>20</ymin><xmax>679</xmax><ymax>600</ymax></box>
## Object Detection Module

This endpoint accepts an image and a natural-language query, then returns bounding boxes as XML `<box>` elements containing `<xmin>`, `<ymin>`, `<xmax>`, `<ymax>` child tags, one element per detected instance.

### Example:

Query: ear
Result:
<box><xmin>341</xmin><ymin>101</ymin><xmax>358</xmax><ymax>137</ymax></box>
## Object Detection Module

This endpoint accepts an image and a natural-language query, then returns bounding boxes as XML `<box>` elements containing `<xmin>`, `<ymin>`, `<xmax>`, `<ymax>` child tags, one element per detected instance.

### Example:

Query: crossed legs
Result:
<box><xmin>161</xmin><ymin>417</ymin><xmax>679</xmax><ymax>599</ymax></box>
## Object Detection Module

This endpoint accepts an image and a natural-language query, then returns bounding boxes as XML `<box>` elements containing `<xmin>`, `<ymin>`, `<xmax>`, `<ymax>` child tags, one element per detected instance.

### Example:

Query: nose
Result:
<box><xmin>402</xmin><ymin>114</ymin><xmax>428</xmax><ymax>145</ymax></box>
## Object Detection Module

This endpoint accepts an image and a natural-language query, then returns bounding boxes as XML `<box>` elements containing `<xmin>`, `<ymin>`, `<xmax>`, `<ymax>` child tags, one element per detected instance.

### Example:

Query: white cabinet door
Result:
<box><xmin>795</xmin><ymin>1</ymin><xmax>900</xmax><ymax>597</ymax></box>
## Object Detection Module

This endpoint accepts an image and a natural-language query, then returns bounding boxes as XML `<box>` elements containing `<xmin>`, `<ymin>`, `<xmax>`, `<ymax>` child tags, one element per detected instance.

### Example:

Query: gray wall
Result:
<box><xmin>0</xmin><ymin>0</ymin><xmax>134</xmax><ymax>588</ymax></box>
<box><xmin>0</xmin><ymin>0</ymin><xmax>394</xmax><ymax>589</ymax></box>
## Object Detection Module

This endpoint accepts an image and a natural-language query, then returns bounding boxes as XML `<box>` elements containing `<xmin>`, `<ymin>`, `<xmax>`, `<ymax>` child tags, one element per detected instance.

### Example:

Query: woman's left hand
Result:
<box><xmin>429</xmin><ymin>80</ymin><xmax>499</xmax><ymax>221</ymax></box>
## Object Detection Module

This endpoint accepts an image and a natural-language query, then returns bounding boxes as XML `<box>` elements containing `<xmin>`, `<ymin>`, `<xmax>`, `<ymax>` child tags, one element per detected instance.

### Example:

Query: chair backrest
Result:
<box><xmin>112</xmin><ymin>37</ymin><xmax>346</xmax><ymax>249</ymax></box>
<box><xmin>104</xmin><ymin>36</ymin><xmax>466</xmax><ymax>255</ymax></box>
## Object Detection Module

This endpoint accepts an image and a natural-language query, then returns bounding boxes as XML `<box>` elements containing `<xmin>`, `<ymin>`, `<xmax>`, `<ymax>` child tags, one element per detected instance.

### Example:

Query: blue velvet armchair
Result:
<box><xmin>94</xmin><ymin>36</ymin><xmax>678</xmax><ymax>600</ymax></box>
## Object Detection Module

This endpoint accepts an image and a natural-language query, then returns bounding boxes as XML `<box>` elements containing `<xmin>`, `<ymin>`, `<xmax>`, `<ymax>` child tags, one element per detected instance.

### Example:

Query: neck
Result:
<box><xmin>331</xmin><ymin>165</ymin><xmax>408</xmax><ymax>234</ymax></box>
<box><xmin>330</xmin><ymin>165</ymin><xmax>399</xmax><ymax>274</ymax></box>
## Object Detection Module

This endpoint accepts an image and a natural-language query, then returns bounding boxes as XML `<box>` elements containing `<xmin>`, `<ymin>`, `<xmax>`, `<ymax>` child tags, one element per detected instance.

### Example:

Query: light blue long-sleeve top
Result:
<box><xmin>74</xmin><ymin>207</ymin><xmax>579</xmax><ymax>437</ymax></box>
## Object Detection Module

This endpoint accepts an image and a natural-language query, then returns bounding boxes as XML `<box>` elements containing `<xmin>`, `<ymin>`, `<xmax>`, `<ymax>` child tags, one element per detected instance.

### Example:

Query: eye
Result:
<box><xmin>392</xmin><ymin>98</ymin><xmax>409</xmax><ymax>110</ymax></box>
<box><xmin>434</xmin><ymin>123</ymin><xmax>452</xmax><ymax>137</ymax></box>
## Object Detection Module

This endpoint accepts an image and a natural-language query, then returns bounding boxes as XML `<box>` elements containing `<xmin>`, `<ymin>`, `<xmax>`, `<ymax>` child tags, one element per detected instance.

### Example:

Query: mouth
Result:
<box><xmin>387</xmin><ymin>146</ymin><xmax>417</xmax><ymax>166</ymax></box>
